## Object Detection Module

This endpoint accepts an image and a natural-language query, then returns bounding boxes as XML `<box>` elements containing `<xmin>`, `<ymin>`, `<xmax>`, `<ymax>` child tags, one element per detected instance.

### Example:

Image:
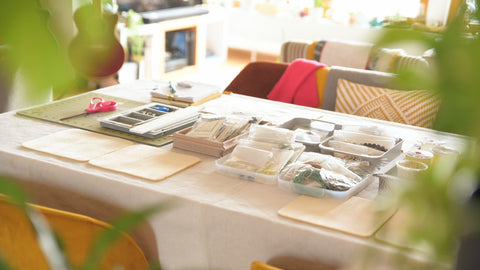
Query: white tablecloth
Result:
<box><xmin>0</xmin><ymin>80</ymin><xmax>470</xmax><ymax>269</ymax></box>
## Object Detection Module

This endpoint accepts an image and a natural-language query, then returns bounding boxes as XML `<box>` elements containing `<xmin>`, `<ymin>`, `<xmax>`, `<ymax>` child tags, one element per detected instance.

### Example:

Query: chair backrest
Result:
<box><xmin>323</xmin><ymin>66</ymin><xmax>441</xmax><ymax>128</ymax></box>
<box><xmin>251</xmin><ymin>261</ymin><xmax>283</xmax><ymax>270</ymax></box>
<box><xmin>252</xmin><ymin>256</ymin><xmax>340</xmax><ymax>270</ymax></box>
<box><xmin>224</xmin><ymin>61</ymin><xmax>289</xmax><ymax>99</ymax></box>
<box><xmin>279</xmin><ymin>41</ymin><xmax>311</xmax><ymax>63</ymax></box>
<box><xmin>322</xmin><ymin>66</ymin><xmax>397</xmax><ymax>110</ymax></box>
<box><xmin>0</xmin><ymin>197</ymin><xmax>149</xmax><ymax>270</ymax></box>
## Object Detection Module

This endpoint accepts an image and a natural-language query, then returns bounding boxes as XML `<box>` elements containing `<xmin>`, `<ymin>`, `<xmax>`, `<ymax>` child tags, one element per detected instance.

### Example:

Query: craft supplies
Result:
<box><xmin>319</xmin><ymin>132</ymin><xmax>402</xmax><ymax>175</ymax></box>
<box><xmin>100</xmin><ymin>103</ymin><xmax>199</xmax><ymax>138</ymax></box>
<box><xmin>396</xmin><ymin>160</ymin><xmax>428</xmax><ymax>180</ymax></box>
<box><xmin>222</xmin><ymin>145</ymin><xmax>274</xmax><ymax>172</ymax></box>
<box><xmin>215</xmin><ymin>149</ymin><xmax>294</xmax><ymax>185</ymax></box>
<box><xmin>186</xmin><ymin>115</ymin><xmax>259</xmax><ymax>142</ymax></box>
<box><xmin>404</xmin><ymin>149</ymin><xmax>434</xmax><ymax>165</ymax></box>
<box><xmin>16</xmin><ymin>92</ymin><xmax>173</xmax><ymax>146</ymax></box>
<box><xmin>215</xmin><ymin>125</ymin><xmax>301</xmax><ymax>184</ymax></box>
<box><xmin>150</xmin><ymin>80</ymin><xmax>222</xmax><ymax>107</ymax></box>
<box><xmin>376</xmin><ymin>172</ymin><xmax>404</xmax><ymax>195</ymax></box>
<box><xmin>431</xmin><ymin>145</ymin><xmax>460</xmax><ymax>167</ymax></box>
<box><xmin>327</xmin><ymin>140</ymin><xmax>385</xmax><ymax>156</ymax></box>
<box><xmin>171</xmin><ymin>114</ymin><xmax>261</xmax><ymax>157</ymax></box>
<box><xmin>277</xmin><ymin>118</ymin><xmax>339</xmax><ymax>151</ymax></box>
<box><xmin>330</xmin><ymin>129</ymin><xmax>397</xmax><ymax>151</ymax></box>
<box><xmin>172</xmin><ymin>126</ymin><xmax>250</xmax><ymax>157</ymax></box>
<box><xmin>248</xmin><ymin>125</ymin><xmax>296</xmax><ymax>146</ymax></box>
<box><xmin>60</xmin><ymin>97</ymin><xmax>117</xmax><ymax>121</ymax></box>
<box><xmin>417</xmin><ymin>137</ymin><xmax>445</xmax><ymax>151</ymax></box>
<box><xmin>277</xmin><ymin>152</ymin><xmax>373</xmax><ymax>200</ymax></box>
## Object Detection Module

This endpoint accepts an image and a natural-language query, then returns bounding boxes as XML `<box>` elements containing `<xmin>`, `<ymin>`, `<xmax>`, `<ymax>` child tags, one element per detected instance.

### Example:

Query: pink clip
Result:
<box><xmin>85</xmin><ymin>97</ymin><xmax>117</xmax><ymax>113</ymax></box>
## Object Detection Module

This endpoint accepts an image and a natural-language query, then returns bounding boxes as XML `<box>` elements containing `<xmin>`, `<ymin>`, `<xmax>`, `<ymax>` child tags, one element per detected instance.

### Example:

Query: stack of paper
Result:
<box><xmin>150</xmin><ymin>80</ymin><xmax>223</xmax><ymax>107</ymax></box>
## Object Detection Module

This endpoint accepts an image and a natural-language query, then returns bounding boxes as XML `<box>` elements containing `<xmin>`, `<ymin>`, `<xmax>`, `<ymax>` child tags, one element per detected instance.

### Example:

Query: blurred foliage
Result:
<box><xmin>2</xmin><ymin>0</ymin><xmax>480</xmax><ymax>269</ymax></box>
<box><xmin>0</xmin><ymin>1</ymin><xmax>170</xmax><ymax>268</ymax></box>
<box><xmin>0</xmin><ymin>0</ymin><xmax>76</xmax><ymax>101</ymax></box>
<box><xmin>372</xmin><ymin>1</ymin><xmax>480</xmax><ymax>268</ymax></box>
<box><xmin>0</xmin><ymin>176</ymin><xmax>71</xmax><ymax>269</ymax></box>
<box><xmin>123</xmin><ymin>9</ymin><xmax>146</xmax><ymax>60</ymax></box>
<box><xmin>0</xmin><ymin>0</ymin><xmax>123</xmax><ymax>101</ymax></box>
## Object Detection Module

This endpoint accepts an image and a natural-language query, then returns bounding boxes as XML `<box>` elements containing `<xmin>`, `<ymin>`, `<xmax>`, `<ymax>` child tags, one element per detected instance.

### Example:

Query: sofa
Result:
<box><xmin>223</xmin><ymin>60</ymin><xmax>440</xmax><ymax>128</ymax></box>
<box><xmin>279</xmin><ymin>39</ymin><xmax>431</xmax><ymax>74</ymax></box>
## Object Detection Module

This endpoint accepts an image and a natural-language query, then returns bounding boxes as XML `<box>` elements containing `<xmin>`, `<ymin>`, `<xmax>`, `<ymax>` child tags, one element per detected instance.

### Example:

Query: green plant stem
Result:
<box><xmin>0</xmin><ymin>176</ymin><xmax>71</xmax><ymax>270</ymax></box>
<box><xmin>80</xmin><ymin>200</ymin><xmax>175</xmax><ymax>270</ymax></box>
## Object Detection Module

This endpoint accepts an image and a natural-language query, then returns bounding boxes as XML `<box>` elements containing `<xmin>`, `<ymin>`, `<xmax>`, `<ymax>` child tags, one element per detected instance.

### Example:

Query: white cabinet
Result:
<box><xmin>118</xmin><ymin>7</ymin><xmax>227</xmax><ymax>82</ymax></box>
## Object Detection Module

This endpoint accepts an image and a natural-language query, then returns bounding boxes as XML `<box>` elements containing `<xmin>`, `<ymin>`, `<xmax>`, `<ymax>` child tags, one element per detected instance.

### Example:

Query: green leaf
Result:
<box><xmin>0</xmin><ymin>255</ymin><xmax>12</xmax><ymax>270</ymax></box>
<box><xmin>0</xmin><ymin>175</ymin><xmax>30</xmax><ymax>210</ymax></box>
<box><xmin>0</xmin><ymin>176</ymin><xmax>71</xmax><ymax>270</ymax></box>
<box><xmin>80</xmin><ymin>200</ymin><xmax>176</xmax><ymax>270</ymax></box>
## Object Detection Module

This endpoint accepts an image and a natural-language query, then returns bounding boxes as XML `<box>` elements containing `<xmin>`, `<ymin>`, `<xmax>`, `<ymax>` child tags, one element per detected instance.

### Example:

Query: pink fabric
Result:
<box><xmin>267</xmin><ymin>59</ymin><xmax>326</xmax><ymax>107</ymax></box>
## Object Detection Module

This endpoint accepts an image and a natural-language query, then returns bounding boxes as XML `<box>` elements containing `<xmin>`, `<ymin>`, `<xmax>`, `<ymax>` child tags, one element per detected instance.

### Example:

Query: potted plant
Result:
<box><xmin>0</xmin><ymin>2</ymin><xmax>171</xmax><ymax>268</ymax></box>
<box><xmin>117</xmin><ymin>9</ymin><xmax>146</xmax><ymax>82</ymax></box>
<box><xmin>362</xmin><ymin>2</ymin><xmax>480</xmax><ymax>269</ymax></box>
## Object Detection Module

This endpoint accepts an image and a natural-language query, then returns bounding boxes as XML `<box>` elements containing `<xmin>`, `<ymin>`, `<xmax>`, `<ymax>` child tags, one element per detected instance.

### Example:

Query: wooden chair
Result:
<box><xmin>0</xmin><ymin>197</ymin><xmax>149</xmax><ymax>270</ymax></box>
<box><xmin>251</xmin><ymin>256</ymin><xmax>340</xmax><ymax>270</ymax></box>
<box><xmin>224</xmin><ymin>61</ymin><xmax>288</xmax><ymax>99</ymax></box>
<box><xmin>251</xmin><ymin>261</ymin><xmax>283</xmax><ymax>270</ymax></box>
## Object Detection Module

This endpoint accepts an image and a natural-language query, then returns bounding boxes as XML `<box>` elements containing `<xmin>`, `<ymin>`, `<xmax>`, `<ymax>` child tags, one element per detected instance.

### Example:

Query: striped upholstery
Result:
<box><xmin>368</xmin><ymin>47</ymin><xmax>430</xmax><ymax>73</ymax></box>
<box><xmin>335</xmin><ymin>78</ymin><xmax>441</xmax><ymax>128</ymax></box>
<box><xmin>279</xmin><ymin>40</ymin><xmax>430</xmax><ymax>74</ymax></box>
<box><xmin>367</xmin><ymin>47</ymin><xmax>404</xmax><ymax>72</ymax></box>
<box><xmin>393</xmin><ymin>54</ymin><xmax>430</xmax><ymax>73</ymax></box>
<box><xmin>315</xmin><ymin>40</ymin><xmax>373</xmax><ymax>69</ymax></box>
<box><xmin>280</xmin><ymin>41</ymin><xmax>310</xmax><ymax>63</ymax></box>
<box><xmin>322</xmin><ymin>66</ymin><xmax>397</xmax><ymax>111</ymax></box>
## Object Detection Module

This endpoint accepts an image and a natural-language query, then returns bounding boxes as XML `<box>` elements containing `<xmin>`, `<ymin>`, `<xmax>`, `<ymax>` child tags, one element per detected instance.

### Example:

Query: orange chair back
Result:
<box><xmin>0</xmin><ymin>198</ymin><xmax>149</xmax><ymax>270</ymax></box>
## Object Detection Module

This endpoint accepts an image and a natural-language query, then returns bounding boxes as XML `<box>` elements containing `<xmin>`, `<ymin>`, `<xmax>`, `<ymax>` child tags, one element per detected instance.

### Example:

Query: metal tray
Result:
<box><xmin>277</xmin><ymin>118</ymin><xmax>341</xmax><ymax>152</ymax></box>
<box><xmin>318</xmin><ymin>136</ymin><xmax>403</xmax><ymax>176</ymax></box>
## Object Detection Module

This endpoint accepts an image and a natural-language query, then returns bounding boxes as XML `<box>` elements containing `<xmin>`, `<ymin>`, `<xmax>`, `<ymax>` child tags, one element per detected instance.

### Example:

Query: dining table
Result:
<box><xmin>0</xmin><ymin>80</ymin><xmax>472</xmax><ymax>270</ymax></box>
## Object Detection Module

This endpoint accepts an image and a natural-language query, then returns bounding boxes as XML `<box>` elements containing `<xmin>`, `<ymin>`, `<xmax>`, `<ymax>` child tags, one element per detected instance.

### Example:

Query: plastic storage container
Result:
<box><xmin>215</xmin><ymin>149</ymin><xmax>294</xmax><ymax>185</ymax></box>
<box><xmin>277</xmin><ymin>174</ymin><xmax>374</xmax><ymax>200</ymax></box>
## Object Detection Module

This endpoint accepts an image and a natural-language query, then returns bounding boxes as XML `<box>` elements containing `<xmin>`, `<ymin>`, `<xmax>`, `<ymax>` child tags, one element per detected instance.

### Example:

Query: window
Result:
<box><xmin>328</xmin><ymin>0</ymin><xmax>423</xmax><ymax>24</ymax></box>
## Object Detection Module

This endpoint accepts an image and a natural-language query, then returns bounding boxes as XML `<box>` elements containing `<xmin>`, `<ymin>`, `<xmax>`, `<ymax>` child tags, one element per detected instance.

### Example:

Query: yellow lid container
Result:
<box><xmin>404</xmin><ymin>149</ymin><xmax>434</xmax><ymax>165</ymax></box>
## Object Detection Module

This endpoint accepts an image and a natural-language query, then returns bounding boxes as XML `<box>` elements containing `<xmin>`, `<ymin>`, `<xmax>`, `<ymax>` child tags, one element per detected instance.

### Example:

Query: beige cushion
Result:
<box><xmin>335</xmin><ymin>78</ymin><xmax>441</xmax><ymax>128</ymax></box>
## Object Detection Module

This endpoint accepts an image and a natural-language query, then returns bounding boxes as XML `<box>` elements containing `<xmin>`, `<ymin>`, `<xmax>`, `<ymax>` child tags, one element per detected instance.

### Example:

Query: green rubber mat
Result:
<box><xmin>16</xmin><ymin>92</ymin><xmax>173</xmax><ymax>147</ymax></box>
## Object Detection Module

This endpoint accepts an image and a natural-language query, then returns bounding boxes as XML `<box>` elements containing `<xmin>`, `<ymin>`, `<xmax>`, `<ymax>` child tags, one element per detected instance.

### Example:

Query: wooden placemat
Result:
<box><xmin>22</xmin><ymin>129</ymin><xmax>135</xmax><ymax>162</ymax></box>
<box><xmin>88</xmin><ymin>144</ymin><xmax>201</xmax><ymax>181</ymax></box>
<box><xmin>16</xmin><ymin>92</ymin><xmax>172</xmax><ymax>147</ymax></box>
<box><xmin>278</xmin><ymin>195</ymin><xmax>396</xmax><ymax>237</ymax></box>
<box><xmin>374</xmin><ymin>207</ymin><xmax>431</xmax><ymax>253</ymax></box>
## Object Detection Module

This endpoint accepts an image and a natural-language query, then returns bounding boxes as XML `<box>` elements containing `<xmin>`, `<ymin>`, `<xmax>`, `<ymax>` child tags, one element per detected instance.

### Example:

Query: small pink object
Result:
<box><xmin>59</xmin><ymin>97</ymin><xmax>118</xmax><ymax>121</ymax></box>
<box><xmin>85</xmin><ymin>97</ymin><xmax>117</xmax><ymax>113</ymax></box>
